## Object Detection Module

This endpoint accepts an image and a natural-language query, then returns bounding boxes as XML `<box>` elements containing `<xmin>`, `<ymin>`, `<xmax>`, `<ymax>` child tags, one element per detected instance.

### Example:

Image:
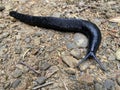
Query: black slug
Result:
<box><xmin>9</xmin><ymin>11</ymin><xmax>106</xmax><ymax>71</ymax></box>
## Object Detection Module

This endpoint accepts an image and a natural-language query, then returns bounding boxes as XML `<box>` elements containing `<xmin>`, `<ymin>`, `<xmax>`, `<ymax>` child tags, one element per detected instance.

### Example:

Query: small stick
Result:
<box><xmin>79</xmin><ymin>6</ymin><xmax>89</xmax><ymax>12</ymax></box>
<box><xmin>32</xmin><ymin>82</ymin><xmax>53</xmax><ymax>90</ymax></box>
<box><xmin>58</xmin><ymin>67</ymin><xmax>69</xmax><ymax>90</ymax></box>
<box><xmin>19</xmin><ymin>61</ymin><xmax>40</xmax><ymax>75</ymax></box>
<box><xmin>22</xmin><ymin>49</ymin><xmax>30</xmax><ymax>59</ymax></box>
<box><xmin>60</xmin><ymin>78</ymin><xmax>69</xmax><ymax>90</ymax></box>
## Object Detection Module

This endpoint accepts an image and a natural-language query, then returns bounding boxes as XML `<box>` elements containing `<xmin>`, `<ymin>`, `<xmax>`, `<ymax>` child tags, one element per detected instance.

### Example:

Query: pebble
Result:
<box><xmin>0</xmin><ymin>87</ymin><xmax>4</xmax><ymax>90</ymax></box>
<box><xmin>5</xmin><ymin>3</ymin><xmax>12</xmax><ymax>10</ymax></box>
<box><xmin>0</xmin><ymin>32</ymin><xmax>9</xmax><ymax>40</ymax></box>
<box><xmin>16</xmin><ymin>34</ymin><xmax>21</xmax><ymax>40</ymax></box>
<box><xmin>12</xmin><ymin>69</ymin><xmax>23</xmax><ymax>78</ymax></box>
<box><xmin>115</xmin><ymin>48</ymin><xmax>120</xmax><ymax>60</ymax></box>
<box><xmin>0</xmin><ymin>45</ymin><xmax>8</xmax><ymax>57</ymax></box>
<box><xmin>39</xmin><ymin>62</ymin><xmax>51</xmax><ymax>70</ymax></box>
<box><xmin>108</xmin><ymin>54</ymin><xmax>116</xmax><ymax>60</ymax></box>
<box><xmin>16</xmin><ymin>64</ymin><xmax>29</xmax><ymax>73</ymax></box>
<box><xmin>14</xmin><ymin>46</ymin><xmax>22</xmax><ymax>54</ymax></box>
<box><xmin>52</xmin><ymin>12</ymin><xmax>61</xmax><ymax>17</ymax></box>
<box><xmin>12</xmin><ymin>79</ymin><xmax>21</xmax><ymax>88</ymax></box>
<box><xmin>70</xmin><ymin>49</ymin><xmax>81</xmax><ymax>59</ymax></box>
<box><xmin>62</xmin><ymin>55</ymin><xmax>78</xmax><ymax>68</ymax></box>
<box><xmin>0</xmin><ymin>5</ymin><xmax>5</xmax><ymax>11</ymax></box>
<box><xmin>103</xmin><ymin>79</ymin><xmax>115</xmax><ymax>90</ymax></box>
<box><xmin>116</xmin><ymin>75</ymin><xmax>120</xmax><ymax>86</ymax></box>
<box><xmin>0</xmin><ymin>24</ymin><xmax>5</xmax><ymax>29</ymax></box>
<box><xmin>93</xmin><ymin>18</ymin><xmax>102</xmax><ymax>26</ymax></box>
<box><xmin>34</xmin><ymin>38</ymin><xmax>40</xmax><ymax>45</ymax></box>
<box><xmin>115</xmin><ymin>84</ymin><xmax>120</xmax><ymax>90</ymax></box>
<box><xmin>94</xmin><ymin>83</ymin><xmax>103</xmax><ymax>90</ymax></box>
<box><xmin>4</xmin><ymin>82</ymin><xmax>11</xmax><ymax>89</ymax></box>
<box><xmin>66</xmin><ymin>42</ymin><xmax>77</xmax><ymax>49</ymax></box>
<box><xmin>65</xmin><ymin>68</ymin><xmax>76</xmax><ymax>75</ymax></box>
<box><xmin>35</xmin><ymin>76</ymin><xmax>47</xmax><ymax>85</ymax></box>
<box><xmin>73</xmin><ymin>33</ymin><xmax>88</xmax><ymax>48</ymax></box>
<box><xmin>25</xmin><ymin>37</ymin><xmax>31</xmax><ymax>43</ymax></box>
<box><xmin>34</xmin><ymin>31</ymin><xmax>46</xmax><ymax>37</ymax></box>
<box><xmin>78</xmin><ymin>74</ymin><xmax>94</xmax><ymax>85</ymax></box>
<box><xmin>45</xmin><ymin>66</ymin><xmax>59</xmax><ymax>78</ymax></box>
<box><xmin>79</xmin><ymin>62</ymin><xmax>90</xmax><ymax>71</ymax></box>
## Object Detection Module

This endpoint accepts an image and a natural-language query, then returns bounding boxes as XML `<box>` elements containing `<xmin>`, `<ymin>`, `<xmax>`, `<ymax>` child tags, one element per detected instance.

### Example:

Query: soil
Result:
<box><xmin>0</xmin><ymin>0</ymin><xmax>120</xmax><ymax>90</ymax></box>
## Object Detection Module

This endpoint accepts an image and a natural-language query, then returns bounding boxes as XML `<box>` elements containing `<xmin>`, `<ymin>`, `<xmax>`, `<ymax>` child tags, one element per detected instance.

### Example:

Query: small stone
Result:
<box><xmin>115</xmin><ymin>48</ymin><xmax>120</xmax><ymax>60</ymax></box>
<box><xmin>103</xmin><ymin>79</ymin><xmax>115</xmax><ymax>90</ymax></box>
<box><xmin>4</xmin><ymin>82</ymin><xmax>11</xmax><ymax>89</ymax></box>
<box><xmin>35</xmin><ymin>76</ymin><xmax>47</xmax><ymax>85</ymax></box>
<box><xmin>70</xmin><ymin>49</ymin><xmax>81</xmax><ymax>59</ymax></box>
<box><xmin>0</xmin><ymin>87</ymin><xmax>4</xmax><ymax>90</ymax></box>
<box><xmin>108</xmin><ymin>54</ymin><xmax>116</xmax><ymax>60</ymax></box>
<box><xmin>65</xmin><ymin>68</ymin><xmax>76</xmax><ymax>75</ymax></box>
<box><xmin>115</xmin><ymin>84</ymin><xmax>120</xmax><ymax>90</ymax></box>
<box><xmin>52</xmin><ymin>12</ymin><xmax>61</xmax><ymax>17</ymax></box>
<box><xmin>66</xmin><ymin>42</ymin><xmax>77</xmax><ymax>49</ymax></box>
<box><xmin>62</xmin><ymin>55</ymin><xmax>78</xmax><ymax>68</ymax></box>
<box><xmin>89</xmin><ymin>65</ymin><xmax>96</xmax><ymax>69</ymax></box>
<box><xmin>0</xmin><ymin>5</ymin><xmax>5</xmax><ymax>11</ymax></box>
<box><xmin>94</xmin><ymin>83</ymin><xmax>103</xmax><ymax>90</ymax></box>
<box><xmin>0</xmin><ymin>46</ymin><xmax>8</xmax><ymax>57</ymax></box>
<box><xmin>34</xmin><ymin>38</ymin><xmax>40</xmax><ymax>45</ymax></box>
<box><xmin>12</xmin><ymin>79</ymin><xmax>21</xmax><ymax>88</ymax></box>
<box><xmin>16</xmin><ymin>64</ymin><xmax>29</xmax><ymax>73</ymax></box>
<box><xmin>12</xmin><ymin>69</ymin><xmax>22</xmax><ymax>78</ymax></box>
<box><xmin>39</xmin><ymin>62</ymin><xmax>51</xmax><ymax>70</ymax></box>
<box><xmin>45</xmin><ymin>66</ymin><xmax>59</xmax><ymax>78</ymax></box>
<box><xmin>5</xmin><ymin>3</ymin><xmax>12</xmax><ymax>10</ymax></box>
<box><xmin>116</xmin><ymin>75</ymin><xmax>120</xmax><ymax>86</ymax></box>
<box><xmin>14</xmin><ymin>46</ymin><xmax>22</xmax><ymax>54</ymax></box>
<box><xmin>78</xmin><ymin>74</ymin><xmax>94</xmax><ymax>85</ymax></box>
<box><xmin>25</xmin><ymin>37</ymin><xmax>31</xmax><ymax>43</ymax></box>
<box><xmin>73</xmin><ymin>33</ymin><xmax>88</xmax><ymax>48</ymax></box>
<box><xmin>16</xmin><ymin>34</ymin><xmax>21</xmax><ymax>40</ymax></box>
<box><xmin>93</xmin><ymin>18</ymin><xmax>102</xmax><ymax>26</ymax></box>
<box><xmin>0</xmin><ymin>24</ymin><xmax>5</xmax><ymax>29</ymax></box>
<box><xmin>79</xmin><ymin>62</ymin><xmax>90</xmax><ymax>71</ymax></box>
<box><xmin>34</xmin><ymin>31</ymin><xmax>45</xmax><ymax>37</ymax></box>
<box><xmin>0</xmin><ymin>32</ymin><xmax>9</xmax><ymax>39</ymax></box>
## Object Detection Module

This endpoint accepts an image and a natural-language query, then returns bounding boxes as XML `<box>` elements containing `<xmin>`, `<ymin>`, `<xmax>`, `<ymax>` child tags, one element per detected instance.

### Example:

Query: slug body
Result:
<box><xmin>9</xmin><ymin>11</ymin><xmax>106</xmax><ymax>71</ymax></box>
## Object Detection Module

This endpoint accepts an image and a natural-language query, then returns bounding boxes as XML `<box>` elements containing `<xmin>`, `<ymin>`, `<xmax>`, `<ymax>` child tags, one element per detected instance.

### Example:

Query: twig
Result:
<box><xmin>22</xmin><ymin>49</ymin><xmax>30</xmax><ymax>59</ymax></box>
<box><xmin>19</xmin><ymin>61</ymin><xmax>40</xmax><ymax>75</ymax></box>
<box><xmin>60</xmin><ymin>78</ymin><xmax>69</xmax><ymax>90</ymax></box>
<box><xmin>32</xmin><ymin>82</ymin><xmax>53</xmax><ymax>90</ymax></box>
<box><xmin>79</xmin><ymin>6</ymin><xmax>89</xmax><ymax>12</ymax></box>
<box><xmin>108</xmin><ymin>32</ymin><xmax>119</xmax><ymax>38</ymax></box>
<box><xmin>58</xmin><ymin>67</ymin><xmax>69</xmax><ymax>90</ymax></box>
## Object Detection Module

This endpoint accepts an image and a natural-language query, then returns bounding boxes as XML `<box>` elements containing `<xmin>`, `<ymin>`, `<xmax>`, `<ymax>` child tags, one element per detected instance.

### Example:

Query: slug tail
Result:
<box><xmin>77</xmin><ymin>52</ymin><xmax>106</xmax><ymax>71</ymax></box>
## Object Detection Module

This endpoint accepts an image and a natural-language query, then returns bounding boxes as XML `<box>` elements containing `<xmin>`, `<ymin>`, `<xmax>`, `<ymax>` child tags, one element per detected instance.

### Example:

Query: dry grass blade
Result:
<box><xmin>32</xmin><ymin>82</ymin><xmax>53</xmax><ymax>90</ymax></box>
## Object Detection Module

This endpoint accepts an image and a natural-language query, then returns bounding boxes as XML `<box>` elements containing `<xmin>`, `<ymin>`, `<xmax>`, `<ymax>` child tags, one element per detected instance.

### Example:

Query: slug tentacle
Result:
<box><xmin>77</xmin><ymin>51</ymin><xmax>106</xmax><ymax>71</ymax></box>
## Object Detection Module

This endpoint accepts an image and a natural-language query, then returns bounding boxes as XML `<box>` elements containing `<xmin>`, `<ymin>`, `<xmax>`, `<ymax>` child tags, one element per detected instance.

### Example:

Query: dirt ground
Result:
<box><xmin>0</xmin><ymin>0</ymin><xmax>120</xmax><ymax>90</ymax></box>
